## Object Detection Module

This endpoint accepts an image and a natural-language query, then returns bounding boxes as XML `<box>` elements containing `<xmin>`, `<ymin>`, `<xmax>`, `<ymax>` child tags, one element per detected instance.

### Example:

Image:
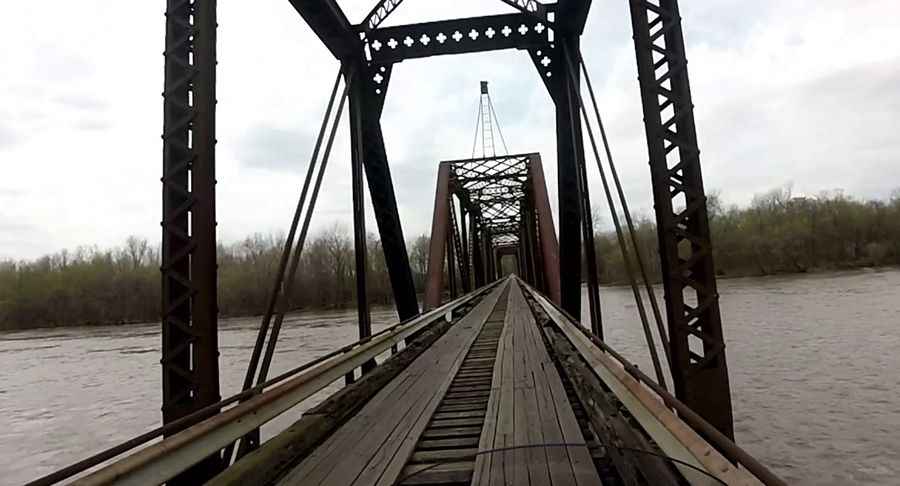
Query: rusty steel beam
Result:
<box><xmin>528</xmin><ymin>155</ymin><xmax>561</xmax><ymax>304</ymax></box>
<box><xmin>160</xmin><ymin>0</ymin><xmax>222</xmax><ymax>482</ymax></box>
<box><xmin>629</xmin><ymin>0</ymin><xmax>734</xmax><ymax>440</ymax></box>
<box><xmin>424</xmin><ymin>164</ymin><xmax>452</xmax><ymax>309</ymax></box>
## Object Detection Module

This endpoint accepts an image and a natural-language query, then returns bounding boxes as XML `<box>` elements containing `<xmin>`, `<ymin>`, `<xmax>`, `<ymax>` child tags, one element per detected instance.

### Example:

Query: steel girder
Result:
<box><xmin>629</xmin><ymin>0</ymin><xmax>734</xmax><ymax>440</ymax></box>
<box><xmin>349</xmin><ymin>61</ymin><xmax>421</xmax><ymax>320</ymax></box>
<box><xmin>528</xmin><ymin>155</ymin><xmax>561</xmax><ymax>303</ymax></box>
<box><xmin>532</xmin><ymin>36</ymin><xmax>587</xmax><ymax>319</ymax></box>
<box><xmin>556</xmin><ymin>0</ymin><xmax>592</xmax><ymax>35</ymax></box>
<box><xmin>287</xmin><ymin>0</ymin><xmax>357</xmax><ymax>59</ymax></box>
<box><xmin>347</xmin><ymin>64</ymin><xmax>374</xmax><ymax>355</ymax></box>
<box><xmin>285</xmin><ymin>0</ymin><xmax>593</xmax><ymax>318</ymax></box>
<box><xmin>161</xmin><ymin>0</ymin><xmax>222</xmax><ymax>481</ymax></box>
<box><xmin>363</xmin><ymin>13</ymin><xmax>553</xmax><ymax>63</ymax></box>
<box><xmin>423</xmin><ymin>164</ymin><xmax>451</xmax><ymax>309</ymax></box>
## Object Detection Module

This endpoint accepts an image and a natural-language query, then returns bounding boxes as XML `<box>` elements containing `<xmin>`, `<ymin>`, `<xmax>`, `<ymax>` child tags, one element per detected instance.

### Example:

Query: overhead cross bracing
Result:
<box><xmin>424</xmin><ymin>151</ymin><xmax>561</xmax><ymax>311</ymax></box>
<box><xmin>448</xmin><ymin>153</ymin><xmax>532</xmax><ymax>250</ymax></box>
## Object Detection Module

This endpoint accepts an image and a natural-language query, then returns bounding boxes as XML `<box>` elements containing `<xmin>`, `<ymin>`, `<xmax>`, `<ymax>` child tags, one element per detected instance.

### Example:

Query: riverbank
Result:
<box><xmin>5</xmin><ymin>264</ymin><xmax>899</xmax><ymax>332</ymax></box>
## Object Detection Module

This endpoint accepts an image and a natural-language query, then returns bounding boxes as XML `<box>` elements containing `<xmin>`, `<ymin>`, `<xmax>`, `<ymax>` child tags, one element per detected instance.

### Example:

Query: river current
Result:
<box><xmin>2</xmin><ymin>269</ymin><xmax>899</xmax><ymax>485</ymax></box>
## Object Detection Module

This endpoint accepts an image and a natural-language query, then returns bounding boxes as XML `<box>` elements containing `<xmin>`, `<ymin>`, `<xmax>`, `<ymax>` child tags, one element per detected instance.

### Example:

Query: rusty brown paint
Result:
<box><xmin>424</xmin><ymin>163</ymin><xmax>451</xmax><ymax>310</ymax></box>
<box><xmin>529</xmin><ymin>155</ymin><xmax>561</xmax><ymax>305</ymax></box>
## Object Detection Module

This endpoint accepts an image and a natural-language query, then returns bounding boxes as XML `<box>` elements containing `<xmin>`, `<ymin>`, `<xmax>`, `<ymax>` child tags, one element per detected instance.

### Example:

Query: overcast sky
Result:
<box><xmin>1</xmin><ymin>1</ymin><xmax>897</xmax><ymax>260</ymax></box>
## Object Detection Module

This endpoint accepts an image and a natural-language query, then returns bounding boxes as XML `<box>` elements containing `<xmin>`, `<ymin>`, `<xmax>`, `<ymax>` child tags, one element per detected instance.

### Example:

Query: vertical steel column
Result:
<box><xmin>447</xmin><ymin>231</ymin><xmax>458</xmax><ymax>299</ymax></box>
<box><xmin>529</xmin><ymin>155</ymin><xmax>561</xmax><ymax>304</ymax></box>
<box><xmin>448</xmin><ymin>193</ymin><xmax>470</xmax><ymax>292</ymax></box>
<box><xmin>354</xmin><ymin>63</ymin><xmax>420</xmax><ymax>320</ymax></box>
<box><xmin>521</xmin><ymin>198</ymin><xmax>537</xmax><ymax>285</ymax></box>
<box><xmin>424</xmin><ymin>163</ymin><xmax>451</xmax><ymax>309</ymax></box>
<box><xmin>471</xmin><ymin>215</ymin><xmax>485</xmax><ymax>288</ymax></box>
<box><xmin>161</xmin><ymin>0</ymin><xmax>221</xmax><ymax>481</ymax></box>
<box><xmin>348</xmin><ymin>65</ymin><xmax>374</xmax><ymax>366</ymax></box>
<box><xmin>460</xmin><ymin>205</ymin><xmax>471</xmax><ymax>291</ymax></box>
<box><xmin>629</xmin><ymin>0</ymin><xmax>734</xmax><ymax>439</ymax></box>
<box><xmin>553</xmin><ymin>37</ymin><xmax>585</xmax><ymax>317</ymax></box>
<box><xmin>486</xmin><ymin>232</ymin><xmax>497</xmax><ymax>281</ymax></box>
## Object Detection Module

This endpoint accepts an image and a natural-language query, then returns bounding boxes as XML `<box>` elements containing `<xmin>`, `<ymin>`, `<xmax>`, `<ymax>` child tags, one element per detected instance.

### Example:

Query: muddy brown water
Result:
<box><xmin>1</xmin><ymin>269</ymin><xmax>898</xmax><ymax>485</ymax></box>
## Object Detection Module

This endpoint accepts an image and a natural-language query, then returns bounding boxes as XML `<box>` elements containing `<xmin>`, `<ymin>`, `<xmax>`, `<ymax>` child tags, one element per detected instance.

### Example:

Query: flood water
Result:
<box><xmin>2</xmin><ymin>269</ymin><xmax>899</xmax><ymax>485</ymax></box>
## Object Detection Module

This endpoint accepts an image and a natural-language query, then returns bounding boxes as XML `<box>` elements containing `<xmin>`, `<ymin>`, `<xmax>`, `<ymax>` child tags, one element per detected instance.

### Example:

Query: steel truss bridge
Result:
<box><xmin>26</xmin><ymin>1</ymin><xmax>788</xmax><ymax>485</ymax></box>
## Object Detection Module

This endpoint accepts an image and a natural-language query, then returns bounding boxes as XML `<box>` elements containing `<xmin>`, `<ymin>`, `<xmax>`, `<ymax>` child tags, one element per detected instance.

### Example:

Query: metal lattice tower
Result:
<box><xmin>473</xmin><ymin>81</ymin><xmax>507</xmax><ymax>158</ymax></box>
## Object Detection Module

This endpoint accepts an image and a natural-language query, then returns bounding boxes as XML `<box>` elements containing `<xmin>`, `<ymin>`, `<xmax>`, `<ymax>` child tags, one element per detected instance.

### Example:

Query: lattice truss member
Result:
<box><xmin>448</xmin><ymin>154</ymin><xmax>532</xmax><ymax>251</ymax></box>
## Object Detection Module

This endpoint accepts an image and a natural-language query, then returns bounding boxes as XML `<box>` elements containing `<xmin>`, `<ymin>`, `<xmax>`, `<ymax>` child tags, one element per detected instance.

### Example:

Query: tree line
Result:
<box><xmin>1</xmin><ymin>187</ymin><xmax>898</xmax><ymax>330</ymax></box>
<box><xmin>0</xmin><ymin>226</ymin><xmax>432</xmax><ymax>331</ymax></box>
<box><xmin>590</xmin><ymin>186</ymin><xmax>900</xmax><ymax>283</ymax></box>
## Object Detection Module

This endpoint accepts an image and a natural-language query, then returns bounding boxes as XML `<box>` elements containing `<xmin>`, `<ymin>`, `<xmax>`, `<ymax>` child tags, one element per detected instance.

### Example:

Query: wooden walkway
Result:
<box><xmin>279</xmin><ymin>279</ymin><xmax>600</xmax><ymax>485</ymax></box>
<box><xmin>55</xmin><ymin>276</ymin><xmax>771</xmax><ymax>486</ymax></box>
<box><xmin>470</xmin><ymin>283</ymin><xmax>599</xmax><ymax>486</ymax></box>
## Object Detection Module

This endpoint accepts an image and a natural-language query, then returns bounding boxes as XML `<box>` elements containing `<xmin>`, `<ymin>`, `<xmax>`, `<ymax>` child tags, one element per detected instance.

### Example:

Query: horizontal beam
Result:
<box><xmin>442</xmin><ymin>152</ymin><xmax>538</xmax><ymax>166</ymax></box>
<box><xmin>366</xmin><ymin>13</ymin><xmax>552</xmax><ymax>63</ymax></box>
<box><xmin>452</xmin><ymin>173</ymin><xmax>528</xmax><ymax>184</ymax></box>
<box><xmin>288</xmin><ymin>0</ymin><xmax>357</xmax><ymax>59</ymax></box>
<box><xmin>71</xmin><ymin>285</ymin><xmax>497</xmax><ymax>486</ymax></box>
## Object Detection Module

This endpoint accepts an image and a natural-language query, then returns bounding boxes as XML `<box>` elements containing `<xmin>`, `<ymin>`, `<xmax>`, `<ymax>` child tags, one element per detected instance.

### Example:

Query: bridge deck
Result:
<box><xmin>61</xmin><ymin>277</ymin><xmax>769</xmax><ymax>486</ymax></box>
<box><xmin>279</xmin><ymin>279</ymin><xmax>600</xmax><ymax>485</ymax></box>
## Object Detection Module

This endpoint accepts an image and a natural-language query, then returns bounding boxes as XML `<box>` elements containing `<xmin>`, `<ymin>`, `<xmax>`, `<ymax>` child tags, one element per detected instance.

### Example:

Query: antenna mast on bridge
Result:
<box><xmin>472</xmin><ymin>81</ymin><xmax>508</xmax><ymax>158</ymax></box>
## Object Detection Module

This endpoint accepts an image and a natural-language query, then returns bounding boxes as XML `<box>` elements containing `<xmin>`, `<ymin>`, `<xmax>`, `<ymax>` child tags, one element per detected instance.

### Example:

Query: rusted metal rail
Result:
<box><xmin>26</xmin><ymin>284</ymin><xmax>499</xmax><ymax>486</ymax></box>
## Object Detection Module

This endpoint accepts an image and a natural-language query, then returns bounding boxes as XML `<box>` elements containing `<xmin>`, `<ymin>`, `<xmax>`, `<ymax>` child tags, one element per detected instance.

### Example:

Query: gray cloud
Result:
<box><xmin>235</xmin><ymin>124</ymin><xmax>317</xmax><ymax>172</ymax></box>
<box><xmin>32</xmin><ymin>44</ymin><xmax>95</xmax><ymax>81</ymax></box>
<box><xmin>73</xmin><ymin>119</ymin><xmax>112</xmax><ymax>131</ymax></box>
<box><xmin>53</xmin><ymin>93</ymin><xmax>109</xmax><ymax>111</ymax></box>
<box><xmin>694</xmin><ymin>58</ymin><xmax>900</xmax><ymax>203</ymax></box>
<box><xmin>1</xmin><ymin>0</ymin><xmax>898</xmax><ymax>260</ymax></box>
<box><xmin>0</xmin><ymin>122</ymin><xmax>18</xmax><ymax>148</ymax></box>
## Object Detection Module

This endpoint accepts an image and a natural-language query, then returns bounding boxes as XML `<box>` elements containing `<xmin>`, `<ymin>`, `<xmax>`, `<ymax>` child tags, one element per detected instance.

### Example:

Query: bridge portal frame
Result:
<box><xmin>286</xmin><ymin>0</ymin><xmax>734</xmax><ymax>442</ymax></box>
<box><xmin>155</xmin><ymin>4</ymin><xmax>735</xmax><ymax>482</ymax></box>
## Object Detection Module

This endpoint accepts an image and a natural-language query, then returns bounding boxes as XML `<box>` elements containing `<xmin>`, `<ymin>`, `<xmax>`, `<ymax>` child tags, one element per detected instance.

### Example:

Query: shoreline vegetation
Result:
<box><xmin>2</xmin><ymin>186</ymin><xmax>899</xmax><ymax>331</ymax></box>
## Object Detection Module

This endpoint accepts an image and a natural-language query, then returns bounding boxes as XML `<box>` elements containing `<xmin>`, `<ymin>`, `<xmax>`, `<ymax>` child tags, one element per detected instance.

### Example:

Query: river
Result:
<box><xmin>1</xmin><ymin>269</ymin><xmax>899</xmax><ymax>485</ymax></box>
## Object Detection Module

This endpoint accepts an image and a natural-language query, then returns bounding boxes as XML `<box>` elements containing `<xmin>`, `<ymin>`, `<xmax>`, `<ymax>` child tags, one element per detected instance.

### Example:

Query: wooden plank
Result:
<box><xmin>417</xmin><ymin>436</ymin><xmax>481</xmax><ymax>450</ymax></box>
<box><xmin>410</xmin><ymin>447</ymin><xmax>478</xmax><ymax>463</ymax></box>
<box><xmin>528</xmin><ymin>307</ymin><xmax>598</xmax><ymax>486</ymax></box>
<box><xmin>437</xmin><ymin>403</ymin><xmax>487</xmax><ymax>413</ymax></box>
<box><xmin>367</xmin><ymin>283</ymin><xmax>509</xmax><ymax>486</ymax></box>
<box><xmin>471</xmin><ymin>281</ymin><xmax>602</xmax><ymax>486</ymax></box>
<box><xmin>279</xmin><ymin>282</ymin><xmax>507</xmax><ymax>486</ymax></box>
<box><xmin>399</xmin><ymin>462</ymin><xmax>473</xmax><ymax>485</ymax></box>
<box><xmin>513</xmin><ymin>283</ymin><xmax>572</xmax><ymax>486</ymax></box>
<box><xmin>421</xmin><ymin>426</ymin><xmax>483</xmax><ymax>439</ymax></box>
<box><xmin>470</xmin><ymin>287</ymin><xmax>511</xmax><ymax>485</ymax></box>
<box><xmin>525</xmin><ymin>285</ymin><xmax>763</xmax><ymax>486</ymax></box>
<box><xmin>494</xmin><ymin>288</ymin><xmax>516</xmax><ymax>486</ymax></box>
<box><xmin>429</xmin><ymin>417</ymin><xmax>485</xmax><ymax>428</ymax></box>
<box><xmin>441</xmin><ymin>398</ymin><xmax>489</xmax><ymax>406</ymax></box>
<box><xmin>512</xmin><ymin>287</ymin><xmax>552</xmax><ymax>486</ymax></box>
<box><xmin>432</xmin><ymin>410</ymin><xmax>486</xmax><ymax>420</ymax></box>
